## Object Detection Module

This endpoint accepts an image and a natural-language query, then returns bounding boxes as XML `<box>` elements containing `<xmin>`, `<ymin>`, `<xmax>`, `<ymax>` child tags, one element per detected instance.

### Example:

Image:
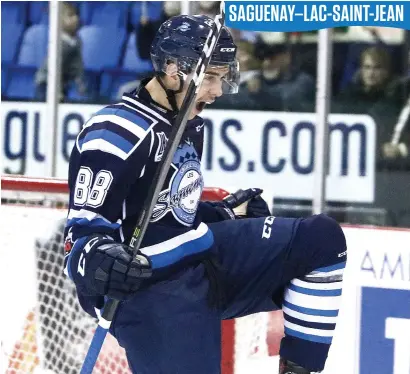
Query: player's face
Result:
<box><xmin>177</xmin><ymin>66</ymin><xmax>229</xmax><ymax>119</ymax></box>
<box><xmin>191</xmin><ymin>66</ymin><xmax>228</xmax><ymax>116</ymax></box>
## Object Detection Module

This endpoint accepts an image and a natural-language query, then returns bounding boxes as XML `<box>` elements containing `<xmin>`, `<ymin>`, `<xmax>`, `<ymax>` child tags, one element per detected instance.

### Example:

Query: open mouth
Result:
<box><xmin>195</xmin><ymin>100</ymin><xmax>214</xmax><ymax>112</ymax></box>
<box><xmin>196</xmin><ymin>102</ymin><xmax>207</xmax><ymax>112</ymax></box>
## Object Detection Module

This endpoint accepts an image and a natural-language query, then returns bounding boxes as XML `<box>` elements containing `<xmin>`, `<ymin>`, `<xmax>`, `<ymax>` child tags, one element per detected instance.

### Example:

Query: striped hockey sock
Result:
<box><xmin>280</xmin><ymin>261</ymin><xmax>346</xmax><ymax>372</ymax></box>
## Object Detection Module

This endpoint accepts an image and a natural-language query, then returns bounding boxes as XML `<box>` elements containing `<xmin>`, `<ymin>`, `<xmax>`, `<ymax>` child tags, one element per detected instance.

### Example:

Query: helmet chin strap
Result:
<box><xmin>155</xmin><ymin>73</ymin><xmax>185</xmax><ymax>113</ymax></box>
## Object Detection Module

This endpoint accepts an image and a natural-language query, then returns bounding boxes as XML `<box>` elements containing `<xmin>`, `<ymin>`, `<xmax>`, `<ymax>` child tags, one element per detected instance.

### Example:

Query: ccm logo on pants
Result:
<box><xmin>262</xmin><ymin>216</ymin><xmax>275</xmax><ymax>239</ymax></box>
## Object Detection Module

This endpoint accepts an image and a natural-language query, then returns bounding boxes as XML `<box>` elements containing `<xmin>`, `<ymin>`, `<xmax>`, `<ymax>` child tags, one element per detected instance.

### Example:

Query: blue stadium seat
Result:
<box><xmin>78</xmin><ymin>1</ymin><xmax>130</xmax><ymax>28</ymax></box>
<box><xmin>79</xmin><ymin>26</ymin><xmax>126</xmax><ymax>71</ymax></box>
<box><xmin>18</xmin><ymin>24</ymin><xmax>48</xmax><ymax>67</ymax></box>
<box><xmin>146</xmin><ymin>1</ymin><xmax>163</xmax><ymax>22</ymax></box>
<box><xmin>77</xmin><ymin>1</ymin><xmax>97</xmax><ymax>26</ymax></box>
<box><xmin>4</xmin><ymin>65</ymin><xmax>37</xmax><ymax>100</ymax></box>
<box><xmin>130</xmin><ymin>3</ymin><xmax>142</xmax><ymax>28</ymax></box>
<box><xmin>29</xmin><ymin>1</ymin><xmax>48</xmax><ymax>24</ymax></box>
<box><xmin>1</xmin><ymin>23</ymin><xmax>24</xmax><ymax>64</ymax></box>
<box><xmin>122</xmin><ymin>33</ymin><xmax>153</xmax><ymax>74</ymax></box>
<box><xmin>90</xmin><ymin>2</ymin><xmax>130</xmax><ymax>29</ymax></box>
<box><xmin>100</xmin><ymin>69</ymin><xmax>139</xmax><ymax>99</ymax></box>
<box><xmin>1</xmin><ymin>2</ymin><xmax>27</xmax><ymax>25</ymax></box>
<box><xmin>2</xmin><ymin>64</ymin><xmax>9</xmax><ymax>95</ymax></box>
<box><xmin>79</xmin><ymin>2</ymin><xmax>109</xmax><ymax>26</ymax></box>
<box><xmin>65</xmin><ymin>70</ymin><xmax>100</xmax><ymax>102</ymax></box>
<box><xmin>28</xmin><ymin>2</ymin><xmax>82</xmax><ymax>25</ymax></box>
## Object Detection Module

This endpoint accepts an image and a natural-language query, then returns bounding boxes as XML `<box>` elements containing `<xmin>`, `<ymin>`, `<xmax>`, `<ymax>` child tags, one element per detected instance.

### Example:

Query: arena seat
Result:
<box><xmin>2</xmin><ymin>65</ymin><xmax>9</xmax><ymax>95</ymax></box>
<box><xmin>122</xmin><ymin>33</ymin><xmax>153</xmax><ymax>74</ymax></box>
<box><xmin>1</xmin><ymin>2</ymin><xmax>27</xmax><ymax>25</ymax></box>
<box><xmin>100</xmin><ymin>69</ymin><xmax>139</xmax><ymax>100</ymax></box>
<box><xmin>89</xmin><ymin>1</ymin><xmax>130</xmax><ymax>29</ymax></box>
<box><xmin>28</xmin><ymin>1</ymin><xmax>48</xmax><ymax>24</ymax></box>
<box><xmin>4</xmin><ymin>65</ymin><xmax>37</xmax><ymax>100</ymax></box>
<box><xmin>79</xmin><ymin>25</ymin><xmax>126</xmax><ymax>71</ymax></box>
<box><xmin>17</xmin><ymin>24</ymin><xmax>48</xmax><ymax>68</ymax></box>
<box><xmin>65</xmin><ymin>70</ymin><xmax>100</xmax><ymax>102</ymax></box>
<box><xmin>2</xmin><ymin>23</ymin><xmax>24</xmax><ymax>64</ymax></box>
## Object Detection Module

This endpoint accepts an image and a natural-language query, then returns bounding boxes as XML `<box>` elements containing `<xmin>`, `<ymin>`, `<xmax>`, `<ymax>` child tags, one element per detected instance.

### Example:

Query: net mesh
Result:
<box><xmin>1</xmin><ymin>177</ymin><xmax>282</xmax><ymax>374</ymax></box>
<box><xmin>1</xmin><ymin>185</ymin><xmax>130</xmax><ymax>374</ymax></box>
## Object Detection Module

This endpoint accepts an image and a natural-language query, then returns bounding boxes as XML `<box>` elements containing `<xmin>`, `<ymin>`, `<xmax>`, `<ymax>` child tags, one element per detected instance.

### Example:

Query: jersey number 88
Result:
<box><xmin>73</xmin><ymin>166</ymin><xmax>113</xmax><ymax>208</ymax></box>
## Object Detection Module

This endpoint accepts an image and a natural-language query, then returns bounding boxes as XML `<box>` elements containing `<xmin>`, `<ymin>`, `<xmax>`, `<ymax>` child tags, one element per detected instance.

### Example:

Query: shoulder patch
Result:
<box><xmin>76</xmin><ymin>106</ymin><xmax>156</xmax><ymax>160</ymax></box>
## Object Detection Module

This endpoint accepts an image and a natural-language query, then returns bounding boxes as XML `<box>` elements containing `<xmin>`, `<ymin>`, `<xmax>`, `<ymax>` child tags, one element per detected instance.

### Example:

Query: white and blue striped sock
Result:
<box><xmin>280</xmin><ymin>261</ymin><xmax>346</xmax><ymax>370</ymax></box>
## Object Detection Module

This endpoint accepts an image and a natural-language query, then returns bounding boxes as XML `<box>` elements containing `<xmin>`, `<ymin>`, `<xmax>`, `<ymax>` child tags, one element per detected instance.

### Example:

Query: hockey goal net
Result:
<box><xmin>1</xmin><ymin>175</ymin><xmax>283</xmax><ymax>374</ymax></box>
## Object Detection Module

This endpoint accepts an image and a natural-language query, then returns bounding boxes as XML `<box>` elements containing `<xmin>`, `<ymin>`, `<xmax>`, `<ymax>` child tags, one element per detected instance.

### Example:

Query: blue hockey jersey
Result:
<box><xmin>64</xmin><ymin>82</ymin><xmax>221</xmax><ymax>279</ymax></box>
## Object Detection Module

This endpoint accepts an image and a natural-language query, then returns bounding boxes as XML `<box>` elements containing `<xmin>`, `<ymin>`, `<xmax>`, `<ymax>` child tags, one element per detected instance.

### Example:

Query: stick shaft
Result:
<box><xmin>79</xmin><ymin>5</ymin><xmax>226</xmax><ymax>373</ymax></box>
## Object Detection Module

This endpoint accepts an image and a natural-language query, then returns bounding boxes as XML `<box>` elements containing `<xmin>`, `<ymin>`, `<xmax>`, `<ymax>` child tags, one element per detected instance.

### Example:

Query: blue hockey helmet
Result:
<box><xmin>150</xmin><ymin>14</ymin><xmax>240</xmax><ymax>95</ymax></box>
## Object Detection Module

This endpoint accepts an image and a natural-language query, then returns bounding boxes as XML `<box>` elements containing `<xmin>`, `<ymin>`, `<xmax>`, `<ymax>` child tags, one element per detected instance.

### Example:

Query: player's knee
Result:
<box><xmin>297</xmin><ymin>213</ymin><xmax>347</xmax><ymax>266</ymax></box>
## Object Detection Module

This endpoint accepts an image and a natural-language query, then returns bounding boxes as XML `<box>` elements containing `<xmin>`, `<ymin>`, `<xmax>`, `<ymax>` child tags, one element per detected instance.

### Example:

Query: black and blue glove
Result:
<box><xmin>200</xmin><ymin>188</ymin><xmax>271</xmax><ymax>222</ymax></box>
<box><xmin>224</xmin><ymin>188</ymin><xmax>271</xmax><ymax>218</ymax></box>
<box><xmin>68</xmin><ymin>235</ymin><xmax>152</xmax><ymax>301</ymax></box>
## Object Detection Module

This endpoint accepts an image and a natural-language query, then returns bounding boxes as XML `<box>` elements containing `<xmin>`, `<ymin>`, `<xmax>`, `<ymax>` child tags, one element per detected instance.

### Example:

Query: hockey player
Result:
<box><xmin>64</xmin><ymin>15</ymin><xmax>347</xmax><ymax>374</ymax></box>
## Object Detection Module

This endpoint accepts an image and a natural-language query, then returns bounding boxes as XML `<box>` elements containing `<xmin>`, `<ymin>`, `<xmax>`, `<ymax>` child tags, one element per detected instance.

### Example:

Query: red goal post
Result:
<box><xmin>1</xmin><ymin>175</ymin><xmax>230</xmax><ymax>200</ymax></box>
<box><xmin>1</xmin><ymin>175</ymin><xmax>282</xmax><ymax>374</ymax></box>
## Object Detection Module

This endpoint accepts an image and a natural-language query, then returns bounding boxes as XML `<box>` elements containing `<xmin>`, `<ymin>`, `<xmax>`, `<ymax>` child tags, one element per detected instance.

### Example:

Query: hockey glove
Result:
<box><xmin>207</xmin><ymin>188</ymin><xmax>271</xmax><ymax>220</ymax></box>
<box><xmin>70</xmin><ymin>235</ymin><xmax>152</xmax><ymax>301</ymax></box>
<box><xmin>242</xmin><ymin>194</ymin><xmax>272</xmax><ymax>218</ymax></box>
<box><xmin>224</xmin><ymin>188</ymin><xmax>271</xmax><ymax>218</ymax></box>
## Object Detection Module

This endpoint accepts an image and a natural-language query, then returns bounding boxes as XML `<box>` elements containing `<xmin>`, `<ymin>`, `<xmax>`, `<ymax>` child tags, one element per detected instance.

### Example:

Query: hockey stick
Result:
<box><xmin>391</xmin><ymin>93</ymin><xmax>410</xmax><ymax>145</ymax></box>
<box><xmin>80</xmin><ymin>4</ymin><xmax>226</xmax><ymax>373</ymax></box>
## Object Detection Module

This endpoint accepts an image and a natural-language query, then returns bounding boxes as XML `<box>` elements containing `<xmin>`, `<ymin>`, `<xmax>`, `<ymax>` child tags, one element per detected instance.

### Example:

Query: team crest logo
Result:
<box><xmin>177</xmin><ymin>22</ymin><xmax>191</xmax><ymax>32</ymax></box>
<box><xmin>152</xmin><ymin>141</ymin><xmax>203</xmax><ymax>226</ymax></box>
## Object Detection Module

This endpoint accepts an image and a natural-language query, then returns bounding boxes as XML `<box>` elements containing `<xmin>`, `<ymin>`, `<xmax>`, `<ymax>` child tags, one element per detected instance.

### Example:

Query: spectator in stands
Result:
<box><xmin>338</xmin><ymin>46</ymin><xmax>394</xmax><ymax>110</ymax></box>
<box><xmin>338</xmin><ymin>27</ymin><xmax>394</xmax><ymax>91</ymax></box>
<box><xmin>241</xmin><ymin>36</ymin><xmax>315</xmax><ymax>111</ymax></box>
<box><xmin>215</xmin><ymin>35</ymin><xmax>315</xmax><ymax>111</ymax></box>
<box><xmin>213</xmin><ymin>73</ymin><xmax>267</xmax><ymax>111</ymax></box>
<box><xmin>192</xmin><ymin>1</ymin><xmax>220</xmax><ymax>18</ymax></box>
<box><xmin>339</xmin><ymin>46</ymin><xmax>410</xmax><ymax>170</ymax></box>
<box><xmin>116</xmin><ymin>2</ymin><xmax>179</xmax><ymax>99</ymax></box>
<box><xmin>379</xmin><ymin>92</ymin><xmax>410</xmax><ymax>168</ymax></box>
<box><xmin>35</xmin><ymin>2</ymin><xmax>85</xmax><ymax>101</ymax></box>
<box><xmin>210</xmin><ymin>41</ymin><xmax>263</xmax><ymax>110</ymax></box>
<box><xmin>261</xmin><ymin>35</ymin><xmax>316</xmax><ymax>110</ymax></box>
<box><xmin>236</xmin><ymin>40</ymin><xmax>260</xmax><ymax>83</ymax></box>
<box><xmin>137</xmin><ymin>2</ymin><xmax>180</xmax><ymax>60</ymax></box>
<box><xmin>228</xmin><ymin>27</ymin><xmax>257</xmax><ymax>45</ymax></box>
<box><xmin>379</xmin><ymin>48</ymin><xmax>410</xmax><ymax>166</ymax></box>
<box><xmin>337</xmin><ymin>45</ymin><xmax>410</xmax><ymax>169</ymax></box>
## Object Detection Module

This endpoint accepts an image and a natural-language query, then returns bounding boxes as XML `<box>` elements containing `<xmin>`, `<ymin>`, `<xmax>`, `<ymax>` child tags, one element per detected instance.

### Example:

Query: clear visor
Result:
<box><xmin>202</xmin><ymin>61</ymin><xmax>240</xmax><ymax>95</ymax></box>
<box><xmin>161</xmin><ymin>58</ymin><xmax>240</xmax><ymax>95</ymax></box>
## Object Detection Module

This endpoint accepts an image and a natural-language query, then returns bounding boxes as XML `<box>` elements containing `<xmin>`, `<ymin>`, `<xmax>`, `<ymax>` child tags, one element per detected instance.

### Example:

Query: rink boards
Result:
<box><xmin>1</xmin><ymin>206</ymin><xmax>409</xmax><ymax>373</ymax></box>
